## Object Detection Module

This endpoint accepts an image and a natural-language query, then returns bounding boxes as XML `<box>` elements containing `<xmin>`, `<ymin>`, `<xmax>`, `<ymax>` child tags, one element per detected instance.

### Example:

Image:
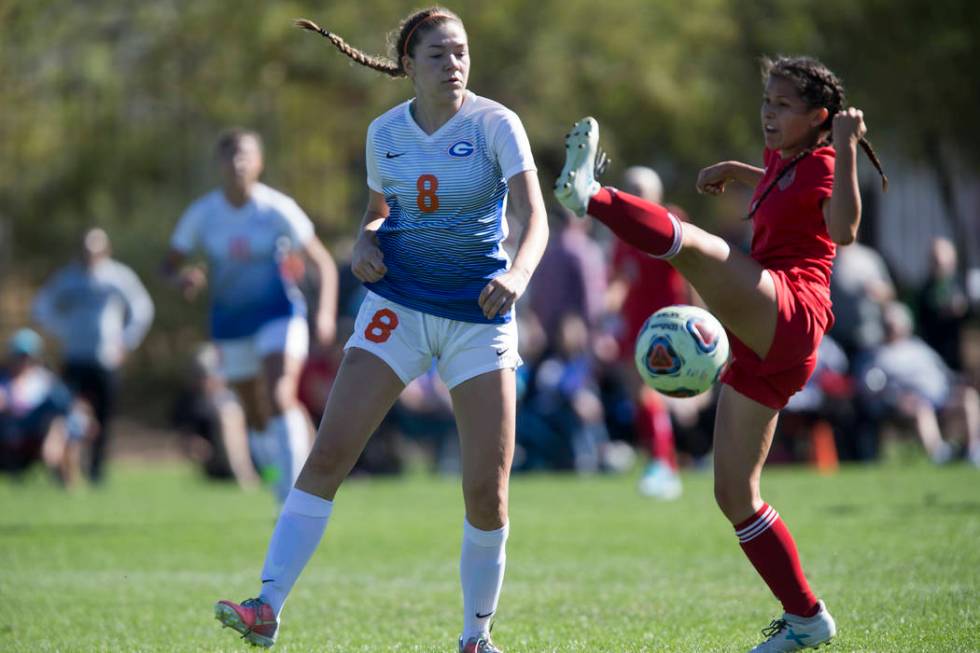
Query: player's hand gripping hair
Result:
<box><xmin>832</xmin><ymin>107</ymin><xmax>867</xmax><ymax>146</ymax></box>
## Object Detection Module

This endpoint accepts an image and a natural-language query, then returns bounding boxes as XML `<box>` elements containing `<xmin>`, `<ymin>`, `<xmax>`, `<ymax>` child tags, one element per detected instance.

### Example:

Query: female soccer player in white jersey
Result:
<box><xmin>164</xmin><ymin>129</ymin><xmax>339</xmax><ymax>501</ymax></box>
<box><xmin>214</xmin><ymin>9</ymin><xmax>548</xmax><ymax>653</ymax></box>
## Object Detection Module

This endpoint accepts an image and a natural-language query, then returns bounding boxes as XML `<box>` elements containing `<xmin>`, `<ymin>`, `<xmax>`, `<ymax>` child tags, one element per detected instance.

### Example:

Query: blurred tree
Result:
<box><xmin>1</xmin><ymin>0</ymin><xmax>976</xmax><ymax>417</ymax></box>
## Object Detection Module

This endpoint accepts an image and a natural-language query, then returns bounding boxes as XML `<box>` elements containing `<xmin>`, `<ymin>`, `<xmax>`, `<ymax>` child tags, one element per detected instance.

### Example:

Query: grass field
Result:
<box><xmin>3</xmin><ymin>457</ymin><xmax>979</xmax><ymax>652</ymax></box>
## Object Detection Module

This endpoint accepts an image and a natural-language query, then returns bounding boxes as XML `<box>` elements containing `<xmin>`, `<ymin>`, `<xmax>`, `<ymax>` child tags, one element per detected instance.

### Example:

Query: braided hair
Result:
<box><xmin>748</xmin><ymin>56</ymin><xmax>888</xmax><ymax>220</ymax></box>
<box><xmin>295</xmin><ymin>8</ymin><xmax>463</xmax><ymax>78</ymax></box>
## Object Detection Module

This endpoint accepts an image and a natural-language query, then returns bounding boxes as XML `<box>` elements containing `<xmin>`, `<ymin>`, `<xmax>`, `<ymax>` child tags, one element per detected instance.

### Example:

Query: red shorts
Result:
<box><xmin>720</xmin><ymin>268</ymin><xmax>833</xmax><ymax>410</ymax></box>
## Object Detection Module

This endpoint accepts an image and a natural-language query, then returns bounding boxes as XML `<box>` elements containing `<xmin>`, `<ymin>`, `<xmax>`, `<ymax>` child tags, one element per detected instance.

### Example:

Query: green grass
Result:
<box><xmin>2</xmin><ymin>458</ymin><xmax>979</xmax><ymax>652</ymax></box>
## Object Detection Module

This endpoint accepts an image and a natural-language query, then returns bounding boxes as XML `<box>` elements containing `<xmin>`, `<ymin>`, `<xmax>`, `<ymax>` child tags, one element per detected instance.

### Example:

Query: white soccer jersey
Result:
<box><xmin>171</xmin><ymin>183</ymin><xmax>314</xmax><ymax>340</ymax></box>
<box><xmin>365</xmin><ymin>91</ymin><xmax>536</xmax><ymax>323</ymax></box>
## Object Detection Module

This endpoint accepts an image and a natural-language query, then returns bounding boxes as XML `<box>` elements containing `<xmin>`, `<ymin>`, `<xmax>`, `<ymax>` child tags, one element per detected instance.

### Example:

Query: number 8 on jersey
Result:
<box><xmin>416</xmin><ymin>174</ymin><xmax>440</xmax><ymax>213</ymax></box>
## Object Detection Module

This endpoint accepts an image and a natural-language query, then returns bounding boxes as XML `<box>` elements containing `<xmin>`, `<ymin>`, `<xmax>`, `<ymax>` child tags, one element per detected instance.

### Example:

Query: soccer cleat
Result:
<box><xmin>215</xmin><ymin>597</ymin><xmax>279</xmax><ymax>647</ymax></box>
<box><xmin>460</xmin><ymin>635</ymin><xmax>503</xmax><ymax>653</ymax></box>
<box><xmin>748</xmin><ymin>601</ymin><xmax>836</xmax><ymax>652</ymax></box>
<box><xmin>638</xmin><ymin>460</ymin><xmax>682</xmax><ymax>500</ymax></box>
<box><xmin>929</xmin><ymin>440</ymin><xmax>955</xmax><ymax>465</ymax></box>
<box><xmin>969</xmin><ymin>446</ymin><xmax>980</xmax><ymax>468</ymax></box>
<box><xmin>554</xmin><ymin>117</ymin><xmax>607</xmax><ymax>217</ymax></box>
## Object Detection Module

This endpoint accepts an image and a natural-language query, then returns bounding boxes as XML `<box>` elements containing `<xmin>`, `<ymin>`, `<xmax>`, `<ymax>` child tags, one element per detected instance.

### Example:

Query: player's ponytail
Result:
<box><xmin>857</xmin><ymin>137</ymin><xmax>888</xmax><ymax>192</ymax></box>
<box><xmin>295</xmin><ymin>8</ymin><xmax>462</xmax><ymax>79</ymax></box>
<box><xmin>295</xmin><ymin>19</ymin><xmax>403</xmax><ymax>77</ymax></box>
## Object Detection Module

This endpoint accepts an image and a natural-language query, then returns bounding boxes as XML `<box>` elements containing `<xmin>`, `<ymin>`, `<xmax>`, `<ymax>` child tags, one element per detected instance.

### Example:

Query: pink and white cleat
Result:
<box><xmin>459</xmin><ymin>634</ymin><xmax>503</xmax><ymax>653</ymax></box>
<box><xmin>214</xmin><ymin>597</ymin><xmax>278</xmax><ymax>647</ymax></box>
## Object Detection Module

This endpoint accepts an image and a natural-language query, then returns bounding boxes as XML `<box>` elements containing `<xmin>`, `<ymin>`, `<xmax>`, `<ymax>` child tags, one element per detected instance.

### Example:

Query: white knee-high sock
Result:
<box><xmin>270</xmin><ymin>407</ymin><xmax>312</xmax><ymax>501</ymax></box>
<box><xmin>259</xmin><ymin>488</ymin><xmax>333</xmax><ymax>617</ymax></box>
<box><xmin>460</xmin><ymin>519</ymin><xmax>509</xmax><ymax>640</ymax></box>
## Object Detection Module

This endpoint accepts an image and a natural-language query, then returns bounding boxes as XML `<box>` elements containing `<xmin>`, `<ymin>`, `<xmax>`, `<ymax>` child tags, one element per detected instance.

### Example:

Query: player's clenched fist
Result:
<box><xmin>832</xmin><ymin>107</ymin><xmax>867</xmax><ymax>146</ymax></box>
<box><xmin>351</xmin><ymin>231</ymin><xmax>387</xmax><ymax>283</ymax></box>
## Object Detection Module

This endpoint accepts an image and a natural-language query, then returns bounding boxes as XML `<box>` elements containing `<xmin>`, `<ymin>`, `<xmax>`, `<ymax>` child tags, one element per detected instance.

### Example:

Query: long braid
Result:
<box><xmin>801</xmin><ymin>61</ymin><xmax>889</xmax><ymax>192</ymax></box>
<box><xmin>295</xmin><ymin>19</ymin><xmax>402</xmax><ymax>77</ymax></box>
<box><xmin>295</xmin><ymin>9</ymin><xmax>461</xmax><ymax>79</ymax></box>
<box><xmin>858</xmin><ymin>138</ymin><xmax>889</xmax><ymax>191</ymax></box>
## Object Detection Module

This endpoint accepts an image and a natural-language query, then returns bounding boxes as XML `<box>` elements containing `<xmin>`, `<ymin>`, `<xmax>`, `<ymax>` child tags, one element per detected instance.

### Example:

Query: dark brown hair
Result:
<box><xmin>215</xmin><ymin>128</ymin><xmax>263</xmax><ymax>159</ymax></box>
<box><xmin>749</xmin><ymin>56</ymin><xmax>888</xmax><ymax>220</ymax></box>
<box><xmin>295</xmin><ymin>8</ymin><xmax>463</xmax><ymax>78</ymax></box>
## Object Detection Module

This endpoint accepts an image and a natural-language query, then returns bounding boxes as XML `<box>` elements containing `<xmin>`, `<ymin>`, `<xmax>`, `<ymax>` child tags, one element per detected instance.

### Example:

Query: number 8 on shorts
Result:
<box><xmin>365</xmin><ymin>308</ymin><xmax>399</xmax><ymax>343</ymax></box>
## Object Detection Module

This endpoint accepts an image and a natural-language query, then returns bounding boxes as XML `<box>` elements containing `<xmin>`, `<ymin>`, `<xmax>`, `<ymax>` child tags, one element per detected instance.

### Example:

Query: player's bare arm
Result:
<box><xmin>303</xmin><ymin>237</ymin><xmax>340</xmax><ymax>346</ymax></box>
<box><xmin>696</xmin><ymin>161</ymin><xmax>765</xmax><ymax>195</ymax></box>
<box><xmin>478</xmin><ymin>170</ymin><xmax>548</xmax><ymax>320</ymax></box>
<box><xmin>823</xmin><ymin>107</ymin><xmax>866</xmax><ymax>245</ymax></box>
<box><xmin>351</xmin><ymin>190</ymin><xmax>390</xmax><ymax>284</ymax></box>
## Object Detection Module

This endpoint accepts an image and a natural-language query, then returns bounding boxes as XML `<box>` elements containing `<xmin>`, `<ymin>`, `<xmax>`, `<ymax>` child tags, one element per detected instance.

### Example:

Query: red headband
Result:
<box><xmin>402</xmin><ymin>13</ymin><xmax>451</xmax><ymax>58</ymax></box>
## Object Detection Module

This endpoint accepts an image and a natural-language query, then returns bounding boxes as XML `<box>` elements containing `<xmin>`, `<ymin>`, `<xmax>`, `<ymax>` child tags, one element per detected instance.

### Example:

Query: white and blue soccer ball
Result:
<box><xmin>634</xmin><ymin>305</ymin><xmax>730</xmax><ymax>397</ymax></box>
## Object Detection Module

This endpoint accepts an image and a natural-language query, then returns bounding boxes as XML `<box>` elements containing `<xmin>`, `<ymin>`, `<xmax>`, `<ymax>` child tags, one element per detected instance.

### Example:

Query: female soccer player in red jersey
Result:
<box><xmin>555</xmin><ymin>56</ymin><xmax>887</xmax><ymax>652</ymax></box>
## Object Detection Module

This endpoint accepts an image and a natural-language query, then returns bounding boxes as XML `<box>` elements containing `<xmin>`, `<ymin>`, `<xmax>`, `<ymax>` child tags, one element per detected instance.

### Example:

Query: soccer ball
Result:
<box><xmin>634</xmin><ymin>305</ymin><xmax>730</xmax><ymax>397</ymax></box>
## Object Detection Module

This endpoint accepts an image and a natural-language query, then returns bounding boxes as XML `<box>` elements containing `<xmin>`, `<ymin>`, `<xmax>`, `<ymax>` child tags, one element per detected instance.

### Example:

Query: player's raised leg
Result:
<box><xmin>451</xmin><ymin>368</ymin><xmax>516</xmax><ymax>653</ymax></box>
<box><xmin>215</xmin><ymin>347</ymin><xmax>405</xmax><ymax>646</ymax></box>
<box><xmin>554</xmin><ymin>117</ymin><xmax>778</xmax><ymax>359</ymax></box>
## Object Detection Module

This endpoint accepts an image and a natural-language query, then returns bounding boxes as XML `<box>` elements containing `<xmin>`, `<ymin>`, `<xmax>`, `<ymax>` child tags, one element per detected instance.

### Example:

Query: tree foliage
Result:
<box><xmin>1</xmin><ymin>0</ymin><xmax>977</xmax><ymax>405</ymax></box>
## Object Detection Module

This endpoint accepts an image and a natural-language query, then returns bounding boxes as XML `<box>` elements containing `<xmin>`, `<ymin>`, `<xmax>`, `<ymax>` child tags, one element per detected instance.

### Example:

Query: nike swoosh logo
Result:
<box><xmin>261</xmin><ymin>579</ymin><xmax>275</xmax><ymax>583</ymax></box>
<box><xmin>385</xmin><ymin>152</ymin><xmax>405</xmax><ymax>159</ymax></box>
<box><xmin>496</xmin><ymin>349</ymin><xmax>507</xmax><ymax>357</ymax></box>
<box><xmin>476</xmin><ymin>611</ymin><xmax>494</xmax><ymax>619</ymax></box>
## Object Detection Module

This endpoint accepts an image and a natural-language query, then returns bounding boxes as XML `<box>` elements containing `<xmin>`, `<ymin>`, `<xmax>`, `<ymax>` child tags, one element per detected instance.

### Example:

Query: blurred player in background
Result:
<box><xmin>605</xmin><ymin>166</ymin><xmax>693</xmax><ymax>499</ymax></box>
<box><xmin>33</xmin><ymin>227</ymin><xmax>154</xmax><ymax>484</ymax></box>
<box><xmin>214</xmin><ymin>9</ymin><xmax>548</xmax><ymax>653</ymax></box>
<box><xmin>555</xmin><ymin>56</ymin><xmax>887</xmax><ymax>651</ymax></box>
<box><xmin>163</xmin><ymin>129</ymin><xmax>338</xmax><ymax>502</ymax></box>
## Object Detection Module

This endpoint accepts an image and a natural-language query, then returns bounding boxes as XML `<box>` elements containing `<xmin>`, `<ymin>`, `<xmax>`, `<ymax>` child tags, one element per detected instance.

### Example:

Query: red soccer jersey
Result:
<box><xmin>749</xmin><ymin>146</ymin><xmax>836</xmax><ymax>295</ymax></box>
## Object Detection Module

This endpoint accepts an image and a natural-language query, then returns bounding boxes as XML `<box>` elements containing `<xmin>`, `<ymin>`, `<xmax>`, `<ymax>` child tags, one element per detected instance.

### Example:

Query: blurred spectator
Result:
<box><xmin>394</xmin><ymin>366</ymin><xmax>458</xmax><ymax>475</ymax></box>
<box><xmin>855</xmin><ymin>301</ymin><xmax>980</xmax><ymax>466</ymax></box>
<box><xmin>603</xmin><ymin>166</ymin><xmax>698</xmax><ymax>499</ymax></box>
<box><xmin>916</xmin><ymin>237</ymin><xmax>969</xmax><ymax>372</ymax></box>
<box><xmin>829</xmin><ymin>239</ymin><xmax>895</xmax><ymax>361</ymax></box>
<box><xmin>173</xmin><ymin>344</ymin><xmax>259</xmax><ymax>489</ymax></box>
<box><xmin>514</xmin><ymin>313</ymin><xmax>612</xmax><ymax>473</ymax></box>
<box><xmin>778</xmin><ymin>334</ymin><xmax>860</xmax><ymax>467</ymax></box>
<box><xmin>0</xmin><ymin>329</ymin><xmax>95</xmax><ymax>487</ymax></box>
<box><xmin>529</xmin><ymin>207</ymin><xmax>607</xmax><ymax>337</ymax></box>
<box><xmin>32</xmin><ymin>227</ymin><xmax>154</xmax><ymax>484</ymax></box>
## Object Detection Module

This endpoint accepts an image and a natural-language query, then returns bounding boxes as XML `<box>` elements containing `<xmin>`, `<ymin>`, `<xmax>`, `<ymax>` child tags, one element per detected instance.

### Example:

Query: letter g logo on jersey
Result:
<box><xmin>448</xmin><ymin>140</ymin><xmax>474</xmax><ymax>157</ymax></box>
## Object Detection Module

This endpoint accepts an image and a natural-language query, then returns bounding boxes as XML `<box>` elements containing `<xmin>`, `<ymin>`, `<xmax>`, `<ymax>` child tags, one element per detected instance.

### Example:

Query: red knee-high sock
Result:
<box><xmin>734</xmin><ymin>504</ymin><xmax>819</xmax><ymax>617</ymax></box>
<box><xmin>587</xmin><ymin>187</ymin><xmax>682</xmax><ymax>258</ymax></box>
<box><xmin>635</xmin><ymin>388</ymin><xmax>677</xmax><ymax>469</ymax></box>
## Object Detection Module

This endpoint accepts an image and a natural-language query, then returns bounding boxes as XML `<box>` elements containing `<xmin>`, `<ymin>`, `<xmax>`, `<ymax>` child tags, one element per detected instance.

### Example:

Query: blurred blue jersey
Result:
<box><xmin>171</xmin><ymin>183</ymin><xmax>314</xmax><ymax>340</ymax></box>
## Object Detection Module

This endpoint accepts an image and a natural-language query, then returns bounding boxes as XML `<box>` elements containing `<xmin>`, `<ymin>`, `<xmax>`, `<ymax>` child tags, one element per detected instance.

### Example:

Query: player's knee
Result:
<box><xmin>463</xmin><ymin>478</ymin><xmax>507</xmax><ymax>525</ymax></box>
<box><xmin>713</xmin><ymin>477</ymin><xmax>752</xmax><ymax>521</ymax></box>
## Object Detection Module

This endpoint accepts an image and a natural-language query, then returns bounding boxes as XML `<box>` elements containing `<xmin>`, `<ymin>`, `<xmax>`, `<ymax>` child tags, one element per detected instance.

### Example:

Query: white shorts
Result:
<box><xmin>216</xmin><ymin>316</ymin><xmax>310</xmax><ymax>382</ymax></box>
<box><xmin>345</xmin><ymin>291</ymin><xmax>521</xmax><ymax>389</ymax></box>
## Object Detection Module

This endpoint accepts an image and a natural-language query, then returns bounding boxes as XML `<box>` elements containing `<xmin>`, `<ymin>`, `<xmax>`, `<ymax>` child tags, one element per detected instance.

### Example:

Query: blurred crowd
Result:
<box><xmin>3</xmin><ymin>168</ymin><xmax>978</xmax><ymax>498</ymax></box>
